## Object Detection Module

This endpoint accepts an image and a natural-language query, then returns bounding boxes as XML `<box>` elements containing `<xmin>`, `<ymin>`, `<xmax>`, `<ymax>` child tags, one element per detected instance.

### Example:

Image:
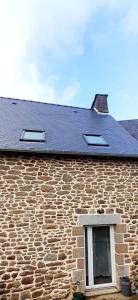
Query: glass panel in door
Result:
<box><xmin>92</xmin><ymin>226</ymin><xmax>112</xmax><ymax>285</ymax></box>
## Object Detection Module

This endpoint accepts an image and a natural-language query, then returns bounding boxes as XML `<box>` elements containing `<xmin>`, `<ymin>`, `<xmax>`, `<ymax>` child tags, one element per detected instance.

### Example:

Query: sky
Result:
<box><xmin>0</xmin><ymin>1</ymin><xmax>138</xmax><ymax>120</ymax></box>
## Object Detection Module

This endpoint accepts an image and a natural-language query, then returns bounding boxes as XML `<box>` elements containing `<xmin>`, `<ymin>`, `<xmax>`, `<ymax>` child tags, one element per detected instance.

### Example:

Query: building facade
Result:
<box><xmin>0</xmin><ymin>95</ymin><xmax>137</xmax><ymax>299</ymax></box>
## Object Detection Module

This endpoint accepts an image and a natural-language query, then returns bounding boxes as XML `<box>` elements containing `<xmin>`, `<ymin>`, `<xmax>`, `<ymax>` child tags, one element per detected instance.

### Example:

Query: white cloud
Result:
<box><xmin>0</xmin><ymin>0</ymin><xmax>93</xmax><ymax>103</ymax></box>
<box><xmin>57</xmin><ymin>81</ymin><xmax>80</xmax><ymax>105</ymax></box>
<box><xmin>31</xmin><ymin>0</ymin><xmax>92</xmax><ymax>53</ymax></box>
<box><xmin>122</xmin><ymin>6</ymin><xmax>138</xmax><ymax>36</ymax></box>
<box><xmin>6</xmin><ymin>62</ymin><xmax>80</xmax><ymax>105</ymax></box>
<box><xmin>0</xmin><ymin>0</ymin><xmax>135</xmax><ymax>104</ymax></box>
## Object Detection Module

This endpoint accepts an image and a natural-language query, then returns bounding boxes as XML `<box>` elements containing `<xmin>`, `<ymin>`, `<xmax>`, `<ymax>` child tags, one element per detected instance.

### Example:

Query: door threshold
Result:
<box><xmin>85</xmin><ymin>286</ymin><xmax>119</xmax><ymax>297</ymax></box>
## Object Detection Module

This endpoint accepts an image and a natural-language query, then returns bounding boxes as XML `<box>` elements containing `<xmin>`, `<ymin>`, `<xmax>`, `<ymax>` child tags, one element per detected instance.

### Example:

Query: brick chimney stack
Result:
<box><xmin>91</xmin><ymin>94</ymin><xmax>109</xmax><ymax>113</ymax></box>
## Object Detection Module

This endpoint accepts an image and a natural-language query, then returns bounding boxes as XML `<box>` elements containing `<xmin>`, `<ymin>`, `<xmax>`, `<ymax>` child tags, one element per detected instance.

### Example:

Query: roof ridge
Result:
<box><xmin>0</xmin><ymin>96</ymin><xmax>90</xmax><ymax>111</ymax></box>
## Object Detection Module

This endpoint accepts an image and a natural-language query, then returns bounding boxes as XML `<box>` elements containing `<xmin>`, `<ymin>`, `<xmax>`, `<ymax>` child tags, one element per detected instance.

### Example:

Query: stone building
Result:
<box><xmin>0</xmin><ymin>94</ymin><xmax>137</xmax><ymax>300</ymax></box>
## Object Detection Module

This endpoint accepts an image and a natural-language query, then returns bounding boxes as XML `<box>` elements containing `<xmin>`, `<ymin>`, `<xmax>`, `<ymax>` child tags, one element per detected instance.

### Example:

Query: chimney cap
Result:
<box><xmin>91</xmin><ymin>94</ymin><xmax>109</xmax><ymax>113</ymax></box>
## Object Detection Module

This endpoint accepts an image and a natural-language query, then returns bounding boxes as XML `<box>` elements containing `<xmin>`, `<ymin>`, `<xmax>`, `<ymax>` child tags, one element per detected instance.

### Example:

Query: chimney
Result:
<box><xmin>91</xmin><ymin>94</ymin><xmax>109</xmax><ymax>113</ymax></box>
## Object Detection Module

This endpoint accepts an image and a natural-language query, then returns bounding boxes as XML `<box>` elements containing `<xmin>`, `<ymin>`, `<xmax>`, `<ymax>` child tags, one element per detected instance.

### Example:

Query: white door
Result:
<box><xmin>84</xmin><ymin>225</ymin><xmax>116</xmax><ymax>289</ymax></box>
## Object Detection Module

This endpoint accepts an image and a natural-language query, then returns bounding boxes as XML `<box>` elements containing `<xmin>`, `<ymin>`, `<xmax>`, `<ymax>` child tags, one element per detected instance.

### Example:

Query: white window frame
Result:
<box><xmin>85</xmin><ymin>225</ymin><xmax>116</xmax><ymax>289</ymax></box>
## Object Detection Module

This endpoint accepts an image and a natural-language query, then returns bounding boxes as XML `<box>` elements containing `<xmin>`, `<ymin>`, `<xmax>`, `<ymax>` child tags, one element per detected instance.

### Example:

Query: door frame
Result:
<box><xmin>85</xmin><ymin>225</ymin><xmax>116</xmax><ymax>289</ymax></box>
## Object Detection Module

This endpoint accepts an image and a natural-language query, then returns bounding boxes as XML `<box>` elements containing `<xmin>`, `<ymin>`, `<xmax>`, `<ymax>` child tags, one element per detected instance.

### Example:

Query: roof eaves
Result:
<box><xmin>0</xmin><ymin>147</ymin><xmax>138</xmax><ymax>159</ymax></box>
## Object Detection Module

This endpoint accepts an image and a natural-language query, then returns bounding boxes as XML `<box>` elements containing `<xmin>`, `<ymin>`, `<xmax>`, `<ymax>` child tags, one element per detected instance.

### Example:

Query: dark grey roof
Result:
<box><xmin>119</xmin><ymin>120</ymin><xmax>138</xmax><ymax>141</ymax></box>
<box><xmin>0</xmin><ymin>97</ymin><xmax>138</xmax><ymax>158</ymax></box>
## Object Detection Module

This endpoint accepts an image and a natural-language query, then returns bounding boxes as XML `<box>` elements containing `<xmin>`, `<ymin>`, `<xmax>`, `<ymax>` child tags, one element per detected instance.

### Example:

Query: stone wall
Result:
<box><xmin>0</xmin><ymin>153</ymin><xmax>137</xmax><ymax>299</ymax></box>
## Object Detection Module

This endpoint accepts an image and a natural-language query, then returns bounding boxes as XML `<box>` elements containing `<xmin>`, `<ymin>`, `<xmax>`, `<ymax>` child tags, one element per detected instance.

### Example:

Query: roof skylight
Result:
<box><xmin>20</xmin><ymin>130</ymin><xmax>45</xmax><ymax>142</ymax></box>
<box><xmin>83</xmin><ymin>134</ymin><xmax>108</xmax><ymax>146</ymax></box>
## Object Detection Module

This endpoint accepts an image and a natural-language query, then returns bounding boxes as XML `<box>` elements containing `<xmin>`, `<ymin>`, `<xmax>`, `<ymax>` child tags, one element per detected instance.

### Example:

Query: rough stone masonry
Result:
<box><xmin>0</xmin><ymin>153</ymin><xmax>137</xmax><ymax>300</ymax></box>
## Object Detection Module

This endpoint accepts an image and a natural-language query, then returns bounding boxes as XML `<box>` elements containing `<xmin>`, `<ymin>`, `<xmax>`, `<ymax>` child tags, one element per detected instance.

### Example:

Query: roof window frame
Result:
<box><xmin>83</xmin><ymin>134</ymin><xmax>109</xmax><ymax>147</ymax></box>
<box><xmin>20</xmin><ymin>129</ymin><xmax>45</xmax><ymax>142</ymax></box>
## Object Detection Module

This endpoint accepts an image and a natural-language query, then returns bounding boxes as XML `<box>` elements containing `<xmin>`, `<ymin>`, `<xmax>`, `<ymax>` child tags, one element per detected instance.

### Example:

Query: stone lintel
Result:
<box><xmin>78</xmin><ymin>214</ymin><xmax>121</xmax><ymax>226</ymax></box>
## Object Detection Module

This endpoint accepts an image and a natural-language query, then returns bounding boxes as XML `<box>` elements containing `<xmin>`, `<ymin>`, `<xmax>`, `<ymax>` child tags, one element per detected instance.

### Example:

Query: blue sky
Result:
<box><xmin>0</xmin><ymin>1</ymin><xmax>138</xmax><ymax>120</ymax></box>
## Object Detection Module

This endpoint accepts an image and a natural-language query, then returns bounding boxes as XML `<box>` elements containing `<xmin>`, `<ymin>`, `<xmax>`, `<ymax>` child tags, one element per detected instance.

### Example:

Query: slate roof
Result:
<box><xmin>119</xmin><ymin>120</ymin><xmax>138</xmax><ymax>141</ymax></box>
<box><xmin>0</xmin><ymin>96</ymin><xmax>138</xmax><ymax>158</ymax></box>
